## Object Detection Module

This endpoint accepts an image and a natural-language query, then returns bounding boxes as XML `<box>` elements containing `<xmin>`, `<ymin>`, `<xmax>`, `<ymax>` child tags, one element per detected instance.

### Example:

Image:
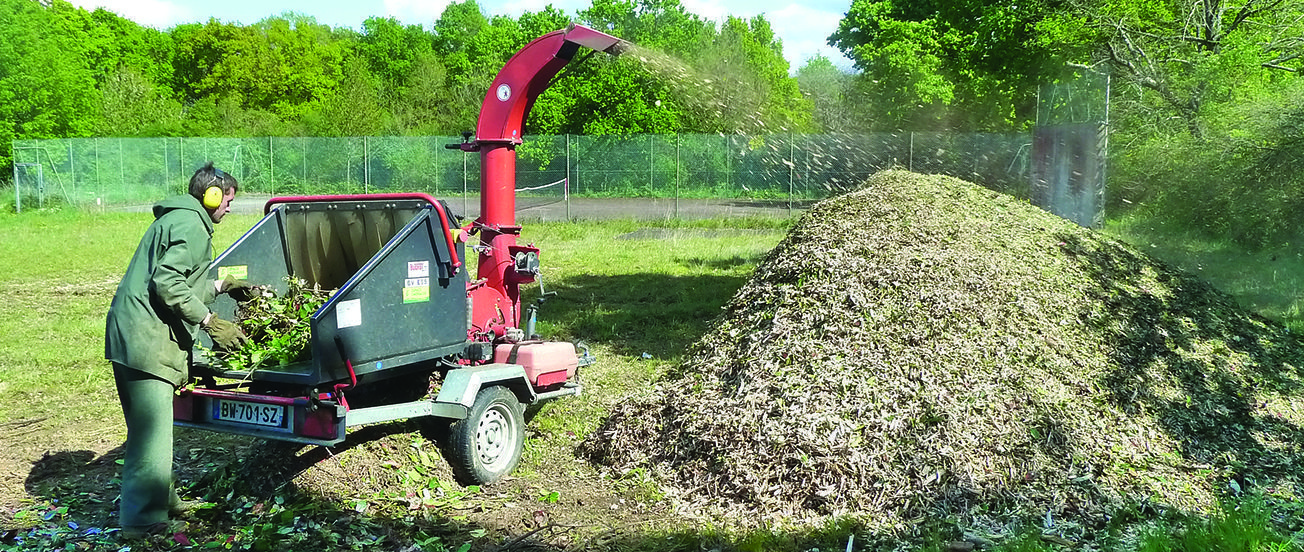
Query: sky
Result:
<box><xmin>65</xmin><ymin>0</ymin><xmax>856</xmax><ymax>74</ymax></box>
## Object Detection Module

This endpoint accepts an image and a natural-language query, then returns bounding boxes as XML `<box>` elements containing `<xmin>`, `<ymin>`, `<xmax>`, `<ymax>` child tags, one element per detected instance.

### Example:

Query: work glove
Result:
<box><xmin>204</xmin><ymin>315</ymin><xmax>249</xmax><ymax>351</ymax></box>
<box><xmin>219</xmin><ymin>275</ymin><xmax>257</xmax><ymax>302</ymax></box>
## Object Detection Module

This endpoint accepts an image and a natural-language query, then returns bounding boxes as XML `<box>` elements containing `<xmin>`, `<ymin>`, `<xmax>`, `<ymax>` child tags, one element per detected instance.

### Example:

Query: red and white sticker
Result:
<box><xmin>408</xmin><ymin>261</ymin><xmax>429</xmax><ymax>278</ymax></box>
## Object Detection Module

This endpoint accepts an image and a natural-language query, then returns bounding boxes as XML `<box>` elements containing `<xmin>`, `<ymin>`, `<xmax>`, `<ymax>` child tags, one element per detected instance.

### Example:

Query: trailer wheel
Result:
<box><xmin>447</xmin><ymin>386</ymin><xmax>524</xmax><ymax>485</ymax></box>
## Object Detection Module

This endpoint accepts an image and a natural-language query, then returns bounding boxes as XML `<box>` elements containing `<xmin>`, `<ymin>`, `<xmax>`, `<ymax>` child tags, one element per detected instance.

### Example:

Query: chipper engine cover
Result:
<box><xmin>493</xmin><ymin>342</ymin><xmax>580</xmax><ymax>388</ymax></box>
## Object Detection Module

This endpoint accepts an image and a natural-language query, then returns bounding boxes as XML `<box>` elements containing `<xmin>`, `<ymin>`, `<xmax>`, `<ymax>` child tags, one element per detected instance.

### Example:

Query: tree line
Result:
<box><xmin>0</xmin><ymin>0</ymin><xmax>815</xmax><ymax>172</ymax></box>
<box><xmin>4</xmin><ymin>0</ymin><xmax>1302</xmax><ymax>247</ymax></box>
<box><xmin>804</xmin><ymin>0</ymin><xmax>1303</xmax><ymax>248</ymax></box>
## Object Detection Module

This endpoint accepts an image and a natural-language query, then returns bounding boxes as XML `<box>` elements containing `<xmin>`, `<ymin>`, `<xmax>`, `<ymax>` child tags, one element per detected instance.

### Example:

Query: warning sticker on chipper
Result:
<box><xmin>337</xmin><ymin>299</ymin><xmax>361</xmax><ymax>329</ymax></box>
<box><xmin>408</xmin><ymin>261</ymin><xmax>429</xmax><ymax>278</ymax></box>
<box><xmin>403</xmin><ymin>278</ymin><xmax>430</xmax><ymax>303</ymax></box>
<box><xmin>217</xmin><ymin>265</ymin><xmax>248</xmax><ymax>280</ymax></box>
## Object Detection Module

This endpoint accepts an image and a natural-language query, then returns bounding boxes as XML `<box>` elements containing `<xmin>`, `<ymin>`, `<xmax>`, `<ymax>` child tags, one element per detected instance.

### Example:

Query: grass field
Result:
<box><xmin>1</xmin><ymin>206</ymin><xmax>1302</xmax><ymax>551</ymax></box>
<box><xmin>1104</xmin><ymin>215</ymin><xmax>1304</xmax><ymax>334</ymax></box>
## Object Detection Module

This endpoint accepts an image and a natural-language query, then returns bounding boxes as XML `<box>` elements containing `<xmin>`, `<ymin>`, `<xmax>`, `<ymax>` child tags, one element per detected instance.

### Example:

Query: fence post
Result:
<box><xmin>10</xmin><ymin>149</ymin><xmax>17</xmax><ymax>213</ymax></box>
<box><xmin>565</xmin><ymin>134</ymin><xmax>571</xmax><ymax>220</ymax></box>
<box><xmin>788</xmin><ymin>132</ymin><xmax>794</xmax><ymax>216</ymax></box>
<box><xmin>909</xmin><ymin>132</ymin><xmax>914</xmax><ymax>172</ymax></box>
<box><xmin>269</xmin><ymin>136</ymin><xmax>275</xmax><ymax>195</ymax></box>
<box><xmin>462</xmin><ymin>139</ymin><xmax>468</xmax><ymax>217</ymax></box>
<box><xmin>675</xmin><ymin>133</ymin><xmax>680</xmax><ymax>219</ymax></box>
<box><xmin>364</xmin><ymin>136</ymin><xmax>370</xmax><ymax>194</ymax></box>
<box><xmin>68</xmin><ymin>142</ymin><xmax>75</xmax><ymax>202</ymax></box>
<box><xmin>724</xmin><ymin>134</ymin><xmax>730</xmax><ymax>193</ymax></box>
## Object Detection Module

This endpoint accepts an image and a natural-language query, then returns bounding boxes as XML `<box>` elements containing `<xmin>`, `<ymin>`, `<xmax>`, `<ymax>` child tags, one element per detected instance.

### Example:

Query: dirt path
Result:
<box><xmin>5</xmin><ymin>412</ymin><xmax>669</xmax><ymax>549</ymax></box>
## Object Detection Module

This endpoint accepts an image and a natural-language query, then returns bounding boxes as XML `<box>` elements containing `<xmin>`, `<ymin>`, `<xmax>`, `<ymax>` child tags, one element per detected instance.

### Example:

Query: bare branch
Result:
<box><xmin>1227</xmin><ymin>0</ymin><xmax>1288</xmax><ymax>37</ymax></box>
<box><xmin>1066</xmin><ymin>60</ymin><xmax>1110</xmax><ymax>71</ymax></box>
<box><xmin>1261</xmin><ymin>63</ymin><xmax>1299</xmax><ymax>71</ymax></box>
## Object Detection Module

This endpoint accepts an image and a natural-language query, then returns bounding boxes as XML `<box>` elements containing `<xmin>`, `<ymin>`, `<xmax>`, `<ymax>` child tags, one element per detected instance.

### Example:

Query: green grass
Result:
<box><xmin>1104</xmin><ymin>214</ymin><xmax>1304</xmax><ymax>333</ymax></box>
<box><xmin>3</xmin><ymin>208</ymin><xmax>1304</xmax><ymax>551</ymax></box>
<box><xmin>0</xmin><ymin>210</ymin><xmax>258</xmax><ymax>425</ymax></box>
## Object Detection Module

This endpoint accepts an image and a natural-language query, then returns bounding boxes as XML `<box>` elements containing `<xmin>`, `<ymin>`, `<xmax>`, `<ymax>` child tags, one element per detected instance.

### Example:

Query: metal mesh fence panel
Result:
<box><xmin>909</xmin><ymin>132</ymin><xmax>1032</xmax><ymax>198</ymax></box>
<box><xmin>12</xmin><ymin>133</ymin><xmax>1043</xmax><ymax>218</ymax></box>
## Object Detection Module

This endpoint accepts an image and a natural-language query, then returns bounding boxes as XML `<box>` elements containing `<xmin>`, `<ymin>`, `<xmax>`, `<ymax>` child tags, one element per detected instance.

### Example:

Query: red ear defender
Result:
<box><xmin>203</xmin><ymin>186</ymin><xmax>223</xmax><ymax>209</ymax></box>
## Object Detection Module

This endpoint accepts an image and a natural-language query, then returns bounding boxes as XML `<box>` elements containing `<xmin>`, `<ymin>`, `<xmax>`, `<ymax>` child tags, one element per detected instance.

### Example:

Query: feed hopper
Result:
<box><xmin>200</xmin><ymin>193</ymin><xmax>469</xmax><ymax>393</ymax></box>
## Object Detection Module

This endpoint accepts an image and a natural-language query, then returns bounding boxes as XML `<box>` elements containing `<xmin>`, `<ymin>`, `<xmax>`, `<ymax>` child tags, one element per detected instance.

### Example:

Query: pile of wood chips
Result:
<box><xmin>582</xmin><ymin>170</ymin><xmax>1304</xmax><ymax>534</ymax></box>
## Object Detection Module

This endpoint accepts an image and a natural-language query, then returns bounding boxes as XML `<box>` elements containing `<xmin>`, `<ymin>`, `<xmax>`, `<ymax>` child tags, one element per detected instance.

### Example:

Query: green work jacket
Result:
<box><xmin>105</xmin><ymin>195</ymin><xmax>218</xmax><ymax>387</ymax></box>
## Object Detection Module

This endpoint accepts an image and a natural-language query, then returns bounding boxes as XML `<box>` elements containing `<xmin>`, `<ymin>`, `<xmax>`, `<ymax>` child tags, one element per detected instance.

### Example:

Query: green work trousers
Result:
<box><xmin>113</xmin><ymin>363</ymin><xmax>181</xmax><ymax>528</ymax></box>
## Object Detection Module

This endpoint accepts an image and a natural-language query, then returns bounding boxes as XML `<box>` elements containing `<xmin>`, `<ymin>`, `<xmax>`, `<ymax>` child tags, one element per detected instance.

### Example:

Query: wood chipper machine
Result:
<box><xmin>173</xmin><ymin>24</ymin><xmax>629</xmax><ymax>485</ymax></box>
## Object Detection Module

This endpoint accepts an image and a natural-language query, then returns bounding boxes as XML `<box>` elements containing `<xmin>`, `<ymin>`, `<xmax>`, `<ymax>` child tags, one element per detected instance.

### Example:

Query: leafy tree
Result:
<box><xmin>358</xmin><ymin>17</ymin><xmax>435</xmax><ymax>95</ymax></box>
<box><xmin>0</xmin><ymin>0</ymin><xmax>98</xmax><ymax>172</ymax></box>
<box><xmin>170</xmin><ymin>14</ymin><xmax>347</xmax><ymax>124</ymax></box>
<box><xmin>558</xmin><ymin>0</ymin><xmax>713</xmax><ymax>133</ymax></box>
<box><xmin>797</xmin><ymin>54</ymin><xmax>868</xmax><ymax>132</ymax></box>
<box><xmin>302</xmin><ymin>56</ymin><xmax>388</xmax><ymax>137</ymax></box>
<box><xmin>702</xmin><ymin>15</ymin><xmax>814</xmax><ymax>133</ymax></box>
<box><xmin>256</xmin><ymin>14</ymin><xmax>349</xmax><ymax>118</ymax></box>
<box><xmin>80</xmin><ymin>7</ymin><xmax>175</xmax><ymax>88</ymax></box>
<box><xmin>1044</xmin><ymin>0</ymin><xmax>1304</xmax><ymax>137</ymax></box>
<box><xmin>390</xmin><ymin>51</ymin><xmax>458</xmax><ymax>134</ymax></box>
<box><xmin>433</xmin><ymin>0</ymin><xmax>493</xmax><ymax>81</ymax></box>
<box><xmin>97</xmin><ymin>66</ymin><xmax>186</xmax><ymax>136</ymax></box>
<box><xmin>565</xmin><ymin>0</ymin><xmax>812</xmax><ymax>135</ymax></box>
<box><xmin>1119</xmin><ymin>77</ymin><xmax>1304</xmax><ymax>247</ymax></box>
<box><xmin>431</xmin><ymin>0</ymin><xmax>501</xmax><ymax>130</ymax></box>
<box><xmin>582</xmin><ymin>0</ymin><xmax>713</xmax><ymax>55</ymax></box>
<box><xmin>516</xmin><ymin>5</ymin><xmax>573</xmax><ymax>45</ymax></box>
<box><xmin>830</xmin><ymin>0</ymin><xmax>1066</xmax><ymax>130</ymax></box>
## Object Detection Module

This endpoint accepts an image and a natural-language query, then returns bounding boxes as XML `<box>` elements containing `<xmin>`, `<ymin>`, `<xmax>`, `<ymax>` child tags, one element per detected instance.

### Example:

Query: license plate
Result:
<box><xmin>213</xmin><ymin>399</ymin><xmax>285</xmax><ymax>428</ymax></box>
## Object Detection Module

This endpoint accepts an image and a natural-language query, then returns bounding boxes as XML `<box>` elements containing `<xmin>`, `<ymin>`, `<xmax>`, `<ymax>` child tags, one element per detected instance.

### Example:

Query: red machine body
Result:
<box><xmin>455</xmin><ymin>24</ymin><xmax>627</xmax><ymax>339</ymax></box>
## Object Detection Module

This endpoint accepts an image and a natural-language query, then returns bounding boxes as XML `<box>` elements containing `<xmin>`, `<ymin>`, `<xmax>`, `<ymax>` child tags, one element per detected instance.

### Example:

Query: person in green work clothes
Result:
<box><xmin>105</xmin><ymin>163</ymin><xmax>255</xmax><ymax>539</ymax></box>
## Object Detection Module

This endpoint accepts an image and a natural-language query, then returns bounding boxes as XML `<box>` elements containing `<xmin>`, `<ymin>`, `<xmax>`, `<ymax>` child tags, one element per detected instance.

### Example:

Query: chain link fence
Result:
<box><xmin>11</xmin><ymin>133</ymin><xmax>1034</xmax><ymax>216</ymax></box>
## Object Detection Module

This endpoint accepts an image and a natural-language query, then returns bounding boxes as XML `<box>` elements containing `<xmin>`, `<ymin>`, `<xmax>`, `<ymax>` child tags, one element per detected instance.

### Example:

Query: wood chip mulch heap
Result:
<box><xmin>581</xmin><ymin>170</ymin><xmax>1304</xmax><ymax>531</ymax></box>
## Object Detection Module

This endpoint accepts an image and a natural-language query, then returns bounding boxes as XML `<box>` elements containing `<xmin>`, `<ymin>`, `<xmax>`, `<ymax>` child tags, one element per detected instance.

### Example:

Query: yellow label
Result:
<box><xmin>403</xmin><ymin>284</ymin><xmax>430</xmax><ymax>303</ymax></box>
<box><xmin>218</xmin><ymin>265</ymin><xmax>248</xmax><ymax>280</ymax></box>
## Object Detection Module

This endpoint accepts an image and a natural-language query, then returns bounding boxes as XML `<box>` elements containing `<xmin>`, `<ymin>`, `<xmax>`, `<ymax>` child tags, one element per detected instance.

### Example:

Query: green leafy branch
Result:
<box><xmin>212</xmin><ymin>276</ymin><xmax>334</xmax><ymax>373</ymax></box>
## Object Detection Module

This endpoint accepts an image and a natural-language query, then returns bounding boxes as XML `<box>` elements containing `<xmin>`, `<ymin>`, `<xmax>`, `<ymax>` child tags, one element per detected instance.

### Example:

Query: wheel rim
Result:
<box><xmin>475</xmin><ymin>402</ymin><xmax>516</xmax><ymax>471</ymax></box>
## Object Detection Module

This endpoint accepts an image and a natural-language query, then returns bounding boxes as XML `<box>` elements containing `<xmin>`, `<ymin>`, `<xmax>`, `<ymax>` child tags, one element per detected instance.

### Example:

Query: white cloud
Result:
<box><xmin>680</xmin><ymin>0</ymin><xmax>730</xmax><ymax>22</ymax></box>
<box><xmin>679</xmin><ymin>0</ymin><xmax>854</xmax><ymax>73</ymax></box>
<box><xmin>768</xmin><ymin>4</ymin><xmax>852</xmax><ymax>71</ymax></box>
<box><xmin>66</xmin><ymin>0</ymin><xmax>192</xmax><ymax>28</ymax></box>
<box><xmin>382</xmin><ymin>0</ymin><xmax>455</xmax><ymax>26</ymax></box>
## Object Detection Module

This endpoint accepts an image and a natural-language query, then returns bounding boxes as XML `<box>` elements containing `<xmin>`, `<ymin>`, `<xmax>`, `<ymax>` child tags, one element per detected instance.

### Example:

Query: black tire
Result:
<box><xmin>446</xmin><ymin>386</ymin><xmax>525</xmax><ymax>485</ymax></box>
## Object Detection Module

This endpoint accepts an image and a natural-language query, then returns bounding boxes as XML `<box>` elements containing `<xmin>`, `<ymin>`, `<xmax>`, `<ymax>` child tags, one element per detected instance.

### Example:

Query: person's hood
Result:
<box><xmin>153</xmin><ymin>194</ymin><xmax>214</xmax><ymax>235</ymax></box>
